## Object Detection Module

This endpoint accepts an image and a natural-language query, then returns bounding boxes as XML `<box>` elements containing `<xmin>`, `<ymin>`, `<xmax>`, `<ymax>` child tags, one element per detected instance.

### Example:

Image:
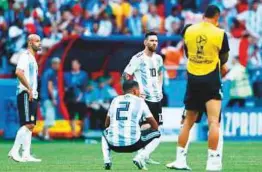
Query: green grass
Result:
<box><xmin>0</xmin><ymin>140</ymin><xmax>261</xmax><ymax>171</ymax></box>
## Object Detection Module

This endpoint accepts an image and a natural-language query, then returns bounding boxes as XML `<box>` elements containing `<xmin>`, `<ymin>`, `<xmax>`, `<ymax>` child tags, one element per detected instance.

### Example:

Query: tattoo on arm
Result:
<box><xmin>122</xmin><ymin>72</ymin><xmax>133</xmax><ymax>81</ymax></box>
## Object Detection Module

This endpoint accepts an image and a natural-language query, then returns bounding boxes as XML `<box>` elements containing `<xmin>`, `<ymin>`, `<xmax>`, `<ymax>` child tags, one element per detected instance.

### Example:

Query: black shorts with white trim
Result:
<box><xmin>103</xmin><ymin>129</ymin><xmax>161</xmax><ymax>153</ymax></box>
<box><xmin>17</xmin><ymin>91</ymin><xmax>38</xmax><ymax>126</ymax></box>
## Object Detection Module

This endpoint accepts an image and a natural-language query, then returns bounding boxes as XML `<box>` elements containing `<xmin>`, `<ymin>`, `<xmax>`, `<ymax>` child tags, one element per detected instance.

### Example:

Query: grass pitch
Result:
<box><xmin>0</xmin><ymin>140</ymin><xmax>261</xmax><ymax>171</ymax></box>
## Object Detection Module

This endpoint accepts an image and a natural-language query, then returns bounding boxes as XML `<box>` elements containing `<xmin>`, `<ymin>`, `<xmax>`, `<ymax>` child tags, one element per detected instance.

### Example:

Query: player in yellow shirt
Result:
<box><xmin>166</xmin><ymin>5</ymin><xmax>230</xmax><ymax>171</ymax></box>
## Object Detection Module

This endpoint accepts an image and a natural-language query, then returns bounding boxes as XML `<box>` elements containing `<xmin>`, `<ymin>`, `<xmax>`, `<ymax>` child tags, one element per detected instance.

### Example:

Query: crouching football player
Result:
<box><xmin>101</xmin><ymin>80</ymin><xmax>161</xmax><ymax>170</ymax></box>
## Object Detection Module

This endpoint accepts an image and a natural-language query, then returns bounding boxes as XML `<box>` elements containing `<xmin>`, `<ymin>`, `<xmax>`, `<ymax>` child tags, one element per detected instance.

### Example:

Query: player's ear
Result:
<box><xmin>144</xmin><ymin>39</ymin><xmax>147</xmax><ymax>46</ymax></box>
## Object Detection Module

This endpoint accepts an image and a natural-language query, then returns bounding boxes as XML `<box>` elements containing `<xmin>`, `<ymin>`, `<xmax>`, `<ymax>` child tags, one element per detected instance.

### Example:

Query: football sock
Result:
<box><xmin>101</xmin><ymin>136</ymin><xmax>111</xmax><ymax>163</ymax></box>
<box><xmin>11</xmin><ymin>126</ymin><xmax>27</xmax><ymax>153</ymax></box>
<box><xmin>22</xmin><ymin>127</ymin><xmax>32</xmax><ymax>157</ymax></box>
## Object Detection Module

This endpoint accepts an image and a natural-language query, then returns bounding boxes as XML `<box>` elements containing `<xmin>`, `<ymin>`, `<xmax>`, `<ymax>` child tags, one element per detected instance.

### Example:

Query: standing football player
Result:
<box><xmin>122</xmin><ymin>31</ymin><xmax>164</xmax><ymax>164</ymax></box>
<box><xmin>8</xmin><ymin>34</ymin><xmax>42</xmax><ymax>162</ymax></box>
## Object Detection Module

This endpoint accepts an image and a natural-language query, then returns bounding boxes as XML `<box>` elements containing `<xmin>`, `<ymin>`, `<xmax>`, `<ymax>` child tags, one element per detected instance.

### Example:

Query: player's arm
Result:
<box><xmin>104</xmin><ymin>98</ymin><xmax>116</xmax><ymax>128</ymax></box>
<box><xmin>16</xmin><ymin>54</ymin><xmax>31</xmax><ymax>91</ymax></box>
<box><xmin>219</xmin><ymin>32</ymin><xmax>230</xmax><ymax>77</ymax></box>
<box><xmin>105</xmin><ymin>115</ymin><xmax>110</xmax><ymax>128</ymax></box>
<box><xmin>16</xmin><ymin>69</ymin><xmax>31</xmax><ymax>91</ymax></box>
<box><xmin>146</xmin><ymin>117</ymin><xmax>158</xmax><ymax>130</ymax></box>
<box><xmin>158</xmin><ymin>56</ymin><xmax>164</xmax><ymax>87</ymax></box>
<box><xmin>221</xmin><ymin>64</ymin><xmax>229</xmax><ymax>77</ymax></box>
<box><xmin>181</xmin><ymin>24</ymin><xmax>192</xmax><ymax>58</ymax></box>
<box><xmin>122</xmin><ymin>72</ymin><xmax>133</xmax><ymax>81</ymax></box>
<box><xmin>122</xmin><ymin>55</ymin><xmax>141</xmax><ymax>81</ymax></box>
<box><xmin>142</xmin><ymin>100</ymin><xmax>159</xmax><ymax>130</ymax></box>
<box><xmin>158</xmin><ymin>72</ymin><xmax>163</xmax><ymax>88</ymax></box>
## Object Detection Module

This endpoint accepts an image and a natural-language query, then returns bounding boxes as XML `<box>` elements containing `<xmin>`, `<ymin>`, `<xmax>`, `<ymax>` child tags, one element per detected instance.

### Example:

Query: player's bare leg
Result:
<box><xmin>180</xmin><ymin>111</ymin><xmax>199</xmax><ymax>155</ymax></box>
<box><xmin>206</xmin><ymin>99</ymin><xmax>222</xmax><ymax>171</ymax></box>
<box><xmin>166</xmin><ymin>110</ymin><xmax>198</xmax><ymax>170</ymax></box>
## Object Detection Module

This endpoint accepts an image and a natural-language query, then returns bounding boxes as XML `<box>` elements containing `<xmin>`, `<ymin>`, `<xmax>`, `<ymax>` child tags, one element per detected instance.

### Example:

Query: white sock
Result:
<box><xmin>101</xmin><ymin>136</ymin><xmax>111</xmax><ymax>163</ymax></box>
<box><xmin>180</xmin><ymin>122</ymin><xmax>190</xmax><ymax>155</ymax></box>
<box><xmin>137</xmin><ymin>148</ymin><xmax>144</xmax><ymax>156</ymax></box>
<box><xmin>176</xmin><ymin>146</ymin><xmax>187</xmax><ymax>162</ymax></box>
<box><xmin>11</xmin><ymin>126</ymin><xmax>27</xmax><ymax>153</ymax></box>
<box><xmin>184</xmin><ymin>139</ymin><xmax>190</xmax><ymax>154</ymax></box>
<box><xmin>22</xmin><ymin>128</ymin><xmax>32</xmax><ymax>157</ymax></box>
<box><xmin>217</xmin><ymin>128</ymin><xmax>223</xmax><ymax>162</ymax></box>
<box><xmin>208</xmin><ymin>149</ymin><xmax>219</xmax><ymax>159</ymax></box>
<box><xmin>139</xmin><ymin>138</ymin><xmax>160</xmax><ymax>159</ymax></box>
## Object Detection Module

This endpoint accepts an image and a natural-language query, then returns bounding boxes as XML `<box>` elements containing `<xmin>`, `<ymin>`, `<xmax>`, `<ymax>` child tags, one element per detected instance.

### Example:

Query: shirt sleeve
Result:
<box><xmin>124</xmin><ymin>55</ymin><xmax>141</xmax><ymax>75</ymax></box>
<box><xmin>219</xmin><ymin>32</ymin><xmax>230</xmax><ymax>54</ymax></box>
<box><xmin>180</xmin><ymin>24</ymin><xmax>192</xmax><ymax>38</ymax></box>
<box><xmin>16</xmin><ymin>53</ymin><xmax>28</xmax><ymax>71</ymax></box>
<box><xmin>107</xmin><ymin>98</ymin><xmax>116</xmax><ymax>117</ymax></box>
<box><xmin>141</xmin><ymin>100</ymin><xmax>153</xmax><ymax>119</ymax></box>
<box><xmin>158</xmin><ymin>56</ymin><xmax>164</xmax><ymax>74</ymax></box>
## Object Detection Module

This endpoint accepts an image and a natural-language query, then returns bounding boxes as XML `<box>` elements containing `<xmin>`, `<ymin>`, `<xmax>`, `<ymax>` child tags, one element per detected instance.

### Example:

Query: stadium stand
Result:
<box><xmin>0</xmin><ymin>0</ymin><xmax>262</xmax><ymax>137</ymax></box>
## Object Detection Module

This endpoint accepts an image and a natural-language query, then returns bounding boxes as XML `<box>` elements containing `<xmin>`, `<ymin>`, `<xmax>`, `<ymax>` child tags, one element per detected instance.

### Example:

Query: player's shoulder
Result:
<box><xmin>130</xmin><ymin>95</ymin><xmax>145</xmax><ymax>104</ymax></box>
<box><xmin>211</xmin><ymin>25</ymin><xmax>225</xmax><ymax>33</ymax></box>
<box><xmin>154</xmin><ymin>53</ymin><xmax>162</xmax><ymax>59</ymax></box>
<box><xmin>181</xmin><ymin>23</ymin><xmax>193</xmax><ymax>36</ymax></box>
<box><xmin>154</xmin><ymin>53</ymin><xmax>163</xmax><ymax>62</ymax></box>
<box><xmin>132</xmin><ymin>51</ymin><xmax>144</xmax><ymax>59</ymax></box>
<box><xmin>19</xmin><ymin>50</ymin><xmax>30</xmax><ymax>59</ymax></box>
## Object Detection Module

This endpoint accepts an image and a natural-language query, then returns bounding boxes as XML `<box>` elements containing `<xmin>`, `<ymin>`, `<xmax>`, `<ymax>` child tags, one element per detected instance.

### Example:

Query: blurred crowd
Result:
<box><xmin>0</xmin><ymin>0</ymin><xmax>261</xmax><ymax>123</ymax></box>
<box><xmin>39</xmin><ymin>58</ymin><xmax>118</xmax><ymax>139</ymax></box>
<box><xmin>0</xmin><ymin>0</ymin><xmax>261</xmax><ymax>66</ymax></box>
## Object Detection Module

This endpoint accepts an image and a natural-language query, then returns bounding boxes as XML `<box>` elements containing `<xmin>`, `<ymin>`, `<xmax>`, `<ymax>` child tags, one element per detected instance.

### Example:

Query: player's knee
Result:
<box><xmin>141</xmin><ymin>123</ymin><xmax>151</xmax><ymax>130</ymax></box>
<box><xmin>208</xmin><ymin>120</ymin><xmax>219</xmax><ymax>129</ymax></box>
<box><xmin>183</xmin><ymin>118</ymin><xmax>195</xmax><ymax>129</ymax></box>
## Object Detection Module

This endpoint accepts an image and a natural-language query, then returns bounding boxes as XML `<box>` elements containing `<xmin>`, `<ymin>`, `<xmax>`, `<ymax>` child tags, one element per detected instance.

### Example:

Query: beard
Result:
<box><xmin>148</xmin><ymin>45</ymin><xmax>156</xmax><ymax>52</ymax></box>
<box><xmin>32</xmin><ymin>44</ymin><xmax>41</xmax><ymax>52</ymax></box>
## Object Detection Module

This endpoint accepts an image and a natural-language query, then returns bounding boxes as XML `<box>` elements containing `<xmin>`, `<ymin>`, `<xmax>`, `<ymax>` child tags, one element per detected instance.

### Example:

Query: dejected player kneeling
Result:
<box><xmin>101</xmin><ymin>80</ymin><xmax>161</xmax><ymax>170</ymax></box>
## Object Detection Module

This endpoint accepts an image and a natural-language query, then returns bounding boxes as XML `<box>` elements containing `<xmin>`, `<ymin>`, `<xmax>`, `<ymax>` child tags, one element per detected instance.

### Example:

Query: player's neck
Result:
<box><xmin>28</xmin><ymin>48</ymin><xmax>36</xmax><ymax>57</ymax></box>
<box><xmin>144</xmin><ymin>49</ymin><xmax>154</xmax><ymax>57</ymax></box>
<box><xmin>203</xmin><ymin>18</ymin><xmax>217</xmax><ymax>26</ymax></box>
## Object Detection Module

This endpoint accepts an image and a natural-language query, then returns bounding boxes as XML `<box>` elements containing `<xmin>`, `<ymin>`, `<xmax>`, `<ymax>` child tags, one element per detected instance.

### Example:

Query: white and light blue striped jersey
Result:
<box><xmin>105</xmin><ymin>94</ymin><xmax>152</xmax><ymax>147</ymax></box>
<box><xmin>16</xmin><ymin>50</ymin><xmax>38</xmax><ymax>99</ymax></box>
<box><xmin>124</xmin><ymin>51</ymin><xmax>164</xmax><ymax>102</ymax></box>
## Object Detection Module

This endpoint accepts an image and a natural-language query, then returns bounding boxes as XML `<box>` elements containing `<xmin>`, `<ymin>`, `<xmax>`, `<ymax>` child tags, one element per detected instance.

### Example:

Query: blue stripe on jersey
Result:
<box><xmin>118</xmin><ymin>130</ymin><xmax>126</xmax><ymax>146</ymax></box>
<box><xmin>140</xmin><ymin>64</ymin><xmax>150</xmax><ymax>96</ymax></box>
<box><xmin>117</xmin><ymin>109</ymin><xmax>127</xmax><ymax>146</ymax></box>
<box><xmin>29</xmin><ymin>62</ymin><xmax>34</xmax><ymax>88</ymax></box>
<box><xmin>130</xmin><ymin>99</ymin><xmax>141</xmax><ymax>144</ymax></box>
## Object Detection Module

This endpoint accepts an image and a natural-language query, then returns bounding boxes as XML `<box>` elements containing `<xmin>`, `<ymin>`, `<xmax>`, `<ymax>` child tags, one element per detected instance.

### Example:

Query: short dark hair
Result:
<box><xmin>145</xmin><ymin>31</ymin><xmax>157</xmax><ymax>39</ymax></box>
<box><xmin>123</xmin><ymin>80</ymin><xmax>139</xmax><ymax>93</ymax></box>
<box><xmin>204</xmin><ymin>5</ymin><xmax>220</xmax><ymax>18</ymax></box>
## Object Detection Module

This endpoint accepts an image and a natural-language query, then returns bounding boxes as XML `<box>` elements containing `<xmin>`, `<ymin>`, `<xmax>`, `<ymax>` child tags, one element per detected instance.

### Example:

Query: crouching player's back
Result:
<box><xmin>102</xmin><ymin>80</ymin><xmax>161</xmax><ymax>170</ymax></box>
